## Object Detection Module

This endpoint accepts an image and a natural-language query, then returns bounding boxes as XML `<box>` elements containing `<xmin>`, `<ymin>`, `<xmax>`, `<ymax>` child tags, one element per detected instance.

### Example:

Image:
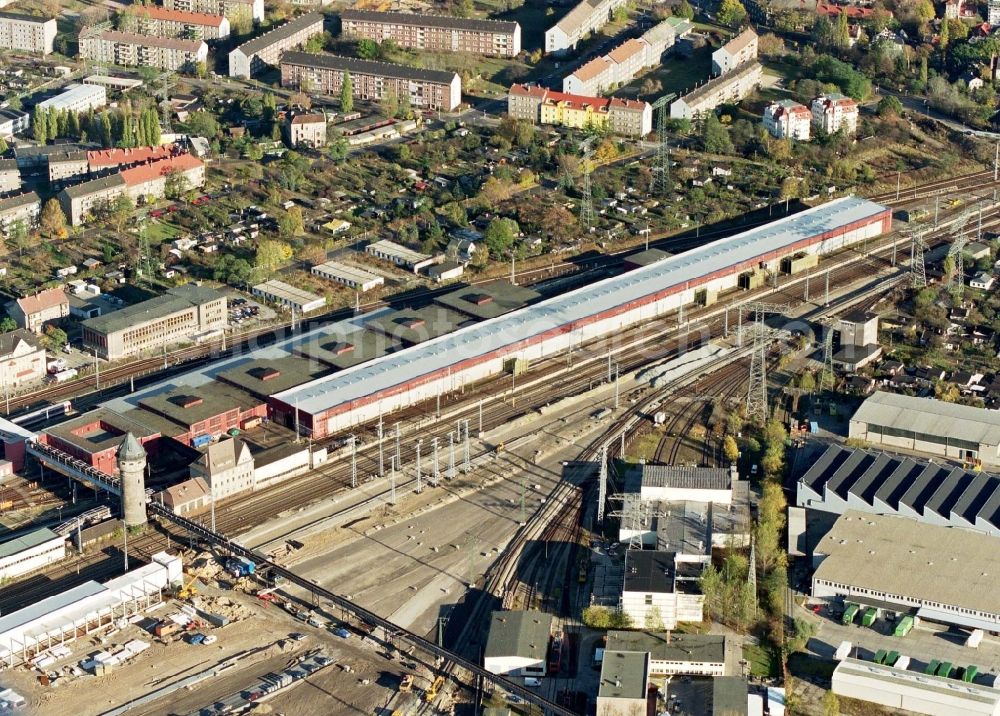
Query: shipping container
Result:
<box><xmin>962</xmin><ymin>665</ymin><xmax>979</xmax><ymax>682</ymax></box>
<box><xmin>966</xmin><ymin>629</ymin><xmax>983</xmax><ymax>648</ymax></box>
<box><xmin>874</xmin><ymin>649</ymin><xmax>887</xmax><ymax>665</ymax></box>
<box><xmin>886</xmin><ymin>651</ymin><xmax>899</xmax><ymax>667</ymax></box>
<box><xmin>862</xmin><ymin>607</ymin><xmax>877</xmax><ymax>627</ymax></box>
<box><xmin>895</xmin><ymin>655</ymin><xmax>910</xmax><ymax>670</ymax></box>
<box><xmin>937</xmin><ymin>662</ymin><xmax>954</xmax><ymax>678</ymax></box>
<box><xmin>834</xmin><ymin>641</ymin><xmax>851</xmax><ymax>661</ymax></box>
<box><xmin>894</xmin><ymin>615</ymin><xmax>914</xmax><ymax>637</ymax></box>
<box><xmin>192</xmin><ymin>434</ymin><xmax>212</xmax><ymax>448</ymax></box>
<box><xmin>842</xmin><ymin>603</ymin><xmax>859</xmax><ymax>625</ymax></box>
<box><xmin>925</xmin><ymin>660</ymin><xmax>941</xmax><ymax>675</ymax></box>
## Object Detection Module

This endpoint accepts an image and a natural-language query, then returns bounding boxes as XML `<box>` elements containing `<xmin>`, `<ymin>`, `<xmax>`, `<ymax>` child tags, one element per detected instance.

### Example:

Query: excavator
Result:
<box><xmin>425</xmin><ymin>676</ymin><xmax>444</xmax><ymax>702</ymax></box>
<box><xmin>175</xmin><ymin>575</ymin><xmax>199</xmax><ymax>600</ymax></box>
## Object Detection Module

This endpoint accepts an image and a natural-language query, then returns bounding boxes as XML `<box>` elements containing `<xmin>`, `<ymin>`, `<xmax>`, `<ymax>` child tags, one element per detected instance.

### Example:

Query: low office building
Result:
<box><xmin>228</xmin><ymin>12</ymin><xmax>324</xmax><ymax>78</ymax></box>
<box><xmin>0</xmin><ymin>11</ymin><xmax>56</xmax><ymax>54</ymax></box>
<box><xmin>596</xmin><ymin>651</ymin><xmax>650</xmax><ymax>716</ymax></box>
<box><xmin>0</xmin><ymin>528</ymin><xmax>65</xmax><ymax>581</ymax></box>
<box><xmin>763</xmin><ymin>100</ymin><xmax>811</xmax><ymax>141</ymax></box>
<box><xmin>79</xmin><ymin>29</ymin><xmax>208</xmax><ymax>71</ymax></box>
<box><xmin>251</xmin><ymin>279</ymin><xmax>325</xmax><ymax>313</ymax></box>
<box><xmin>621</xmin><ymin>550</ymin><xmax>704</xmax><ymax>629</ymax></box>
<box><xmin>164</xmin><ymin>0</ymin><xmax>263</xmax><ymax>22</ymax></box>
<box><xmin>670</xmin><ymin>61</ymin><xmax>763</xmax><ymax>120</ymax></box>
<box><xmin>7</xmin><ymin>287</ymin><xmax>68</xmax><ymax>334</ymax></box>
<box><xmin>811</xmin><ymin>93</ymin><xmax>859</xmax><ymax>135</ymax></box>
<box><xmin>341</xmin><ymin>10</ymin><xmax>520</xmax><ymax>56</ymax></box>
<box><xmin>283</xmin><ymin>112</ymin><xmax>326</xmax><ymax>148</ymax></box>
<box><xmin>849</xmin><ymin>390</ymin><xmax>1000</xmax><ymax>466</ymax></box>
<box><xmin>0</xmin><ymin>330</ymin><xmax>46</xmax><ymax>388</ymax></box>
<box><xmin>833</xmin><ymin>657</ymin><xmax>1000</xmax><ymax>716</ymax></box>
<box><xmin>0</xmin><ymin>159</ymin><xmax>18</xmax><ymax>193</ymax></box>
<box><xmin>712</xmin><ymin>27</ymin><xmax>758</xmax><ymax>75</ymax></box>
<box><xmin>37</xmin><ymin>83</ymin><xmax>107</xmax><ymax>113</ymax></box>
<box><xmin>606</xmin><ymin>631</ymin><xmax>726</xmax><ymax>677</ymax></box>
<box><xmin>0</xmin><ymin>107</ymin><xmax>29</xmax><ymax>139</ymax></box>
<box><xmin>365</xmin><ymin>239</ymin><xmax>437</xmax><ymax>273</ymax></box>
<box><xmin>82</xmin><ymin>283</ymin><xmax>226</xmax><ymax>360</ymax></box>
<box><xmin>483</xmin><ymin>610</ymin><xmax>552</xmax><ymax>677</ymax></box>
<box><xmin>813</xmin><ymin>511</ymin><xmax>1000</xmax><ymax>631</ymax></box>
<box><xmin>508</xmin><ymin>84</ymin><xmax>652</xmax><ymax>137</ymax></box>
<box><xmin>545</xmin><ymin>0</ymin><xmax>627</xmax><ymax>54</ymax></box>
<box><xmin>280</xmin><ymin>52</ymin><xmax>462</xmax><ymax>111</ymax></box>
<box><xmin>42</xmin><ymin>408</ymin><xmax>159</xmax><ymax>475</ymax></box>
<box><xmin>0</xmin><ymin>192</ymin><xmax>40</xmax><ymax>231</ymax></box>
<box><xmin>795</xmin><ymin>443</ymin><xmax>1000</xmax><ymax>537</ymax></box>
<box><xmin>189</xmin><ymin>437</ymin><xmax>255</xmax><ymax>500</ymax></box>
<box><xmin>119</xmin><ymin>5</ymin><xmax>230</xmax><ymax>40</ymax></box>
<box><xmin>311</xmin><ymin>261</ymin><xmax>384</xmax><ymax>292</ymax></box>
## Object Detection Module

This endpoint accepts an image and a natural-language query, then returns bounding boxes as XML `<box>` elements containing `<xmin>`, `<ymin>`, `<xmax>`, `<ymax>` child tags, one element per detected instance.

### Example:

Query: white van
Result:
<box><xmin>524</xmin><ymin>677</ymin><xmax>542</xmax><ymax>687</ymax></box>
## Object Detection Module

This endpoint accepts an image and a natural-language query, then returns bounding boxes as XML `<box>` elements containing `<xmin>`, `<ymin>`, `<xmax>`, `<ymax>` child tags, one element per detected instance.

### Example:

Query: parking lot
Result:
<box><xmin>802</xmin><ymin>604</ymin><xmax>1000</xmax><ymax>687</ymax></box>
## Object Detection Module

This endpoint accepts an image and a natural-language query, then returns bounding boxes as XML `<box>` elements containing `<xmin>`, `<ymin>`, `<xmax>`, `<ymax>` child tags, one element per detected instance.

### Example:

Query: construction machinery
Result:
<box><xmin>400</xmin><ymin>674</ymin><xmax>413</xmax><ymax>692</ymax></box>
<box><xmin>425</xmin><ymin>675</ymin><xmax>444</xmax><ymax>702</ymax></box>
<box><xmin>175</xmin><ymin>575</ymin><xmax>199</xmax><ymax>600</ymax></box>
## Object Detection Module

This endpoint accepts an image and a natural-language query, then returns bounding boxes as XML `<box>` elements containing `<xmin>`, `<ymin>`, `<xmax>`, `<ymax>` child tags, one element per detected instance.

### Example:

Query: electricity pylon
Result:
<box><xmin>651</xmin><ymin>93</ymin><xmax>676</xmax><ymax>195</ymax></box>
<box><xmin>744</xmin><ymin>302</ymin><xmax>786</xmax><ymax>424</ymax></box>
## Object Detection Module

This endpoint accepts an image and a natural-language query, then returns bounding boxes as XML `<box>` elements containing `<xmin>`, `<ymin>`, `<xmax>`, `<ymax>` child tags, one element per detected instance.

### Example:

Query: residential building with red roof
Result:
<box><xmin>811</xmin><ymin>93</ymin><xmax>859</xmax><ymax>135</ymax></box>
<box><xmin>508</xmin><ymin>84</ymin><xmax>652</xmax><ymax>137</ymax></box>
<box><xmin>763</xmin><ymin>100</ymin><xmax>811</xmax><ymax>141</ymax></box>
<box><xmin>6</xmin><ymin>287</ymin><xmax>68</xmax><ymax>334</ymax></box>
<box><xmin>119</xmin><ymin>5</ymin><xmax>230</xmax><ymax>40</ymax></box>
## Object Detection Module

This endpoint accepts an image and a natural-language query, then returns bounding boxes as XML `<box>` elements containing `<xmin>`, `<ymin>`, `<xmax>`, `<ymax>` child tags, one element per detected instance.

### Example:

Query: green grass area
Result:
<box><xmin>144</xmin><ymin>221</ymin><xmax>185</xmax><ymax>245</ymax></box>
<box><xmin>619</xmin><ymin>46</ymin><xmax>715</xmax><ymax>102</ymax></box>
<box><xmin>625</xmin><ymin>427</ymin><xmax>663</xmax><ymax>463</ymax></box>
<box><xmin>743</xmin><ymin>642</ymin><xmax>781</xmax><ymax>678</ymax></box>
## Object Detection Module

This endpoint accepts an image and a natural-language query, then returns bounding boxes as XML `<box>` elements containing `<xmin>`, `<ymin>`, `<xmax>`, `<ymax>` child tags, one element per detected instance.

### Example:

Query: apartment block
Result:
<box><xmin>670</xmin><ymin>61</ymin><xmax>762</xmax><ymax>120</ymax></box>
<box><xmin>0</xmin><ymin>159</ymin><xmax>18</xmax><ymax>193</ymax></box>
<box><xmin>991</xmin><ymin>0</ymin><xmax>1000</xmax><ymax>26</ymax></box>
<box><xmin>340</xmin><ymin>10</ymin><xmax>520</xmax><ymax>57</ymax></box>
<box><xmin>0</xmin><ymin>11</ymin><xmax>56</xmax><ymax>54</ymax></box>
<box><xmin>711</xmin><ymin>27</ymin><xmax>758</xmax><ymax>75</ymax></box>
<box><xmin>37</xmin><ymin>83</ymin><xmax>107</xmax><ymax>113</ymax></box>
<box><xmin>0</xmin><ymin>192</ymin><xmax>40</xmax><ymax>231</ymax></box>
<box><xmin>763</xmin><ymin>99</ymin><xmax>811</xmax><ymax>140</ymax></box>
<box><xmin>80</xmin><ymin>28</ymin><xmax>208</xmax><ymax>71</ymax></box>
<box><xmin>281</xmin><ymin>52</ymin><xmax>462</xmax><ymax>111</ymax></box>
<box><xmin>545</xmin><ymin>0</ymin><xmax>628</xmax><ymax>54</ymax></box>
<box><xmin>49</xmin><ymin>145</ymin><xmax>178</xmax><ymax>187</ymax></box>
<box><xmin>228</xmin><ymin>11</ymin><xmax>324</xmax><ymax>78</ymax></box>
<box><xmin>58</xmin><ymin>152</ymin><xmax>205</xmax><ymax>226</ymax></box>
<box><xmin>163</xmin><ymin>0</ymin><xmax>263</xmax><ymax>22</ymax></box>
<box><xmin>562</xmin><ymin>18</ymin><xmax>687</xmax><ymax>95</ymax></box>
<box><xmin>508</xmin><ymin>84</ymin><xmax>651</xmax><ymax>137</ymax></box>
<box><xmin>0</xmin><ymin>107</ymin><xmax>29</xmax><ymax>139</ymax></box>
<box><xmin>811</xmin><ymin>92</ymin><xmax>859</xmax><ymax>135</ymax></box>
<box><xmin>82</xmin><ymin>283</ymin><xmax>226</xmax><ymax>360</ymax></box>
<box><xmin>119</xmin><ymin>5</ymin><xmax>230</xmax><ymax>41</ymax></box>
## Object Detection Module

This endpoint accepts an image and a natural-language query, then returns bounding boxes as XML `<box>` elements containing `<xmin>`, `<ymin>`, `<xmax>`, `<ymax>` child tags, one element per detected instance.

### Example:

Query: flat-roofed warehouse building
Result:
<box><xmin>281</xmin><ymin>52</ymin><xmax>462</xmax><ymax>111</ymax></box>
<box><xmin>216</xmin><ymin>356</ymin><xmax>330</xmax><ymax>400</ymax></box>
<box><xmin>228</xmin><ymin>12</ymin><xmax>324</xmax><ymax>78</ymax></box>
<box><xmin>833</xmin><ymin>657</ymin><xmax>1000</xmax><ymax>716</ymax></box>
<box><xmin>311</xmin><ymin>261</ymin><xmax>384</xmax><ymax>292</ymax></box>
<box><xmin>849</xmin><ymin>391</ymin><xmax>1000</xmax><ymax>467</ymax></box>
<box><xmin>0</xmin><ymin>528</ymin><xmax>65</xmax><ymax>581</ymax></box>
<box><xmin>434</xmin><ymin>280</ymin><xmax>540</xmax><ymax>320</ymax></box>
<box><xmin>269</xmin><ymin>196</ymin><xmax>890</xmax><ymax>438</ymax></box>
<box><xmin>795</xmin><ymin>443</ymin><xmax>1000</xmax><ymax>537</ymax></box>
<box><xmin>82</xmin><ymin>283</ymin><xmax>226</xmax><ymax>361</ymax></box>
<box><xmin>483</xmin><ymin>610</ymin><xmax>552</xmax><ymax>677</ymax></box>
<box><xmin>137</xmin><ymin>382</ymin><xmax>266</xmax><ymax>446</ymax></box>
<box><xmin>639</xmin><ymin>464</ymin><xmax>735</xmax><ymax>504</ymax></box>
<box><xmin>365</xmin><ymin>239</ymin><xmax>438</xmax><ymax>273</ymax></box>
<box><xmin>251</xmin><ymin>279</ymin><xmax>325</xmax><ymax>313</ymax></box>
<box><xmin>341</xmin><ymin>10</ymin><xmax>521</xmax><ymax>56</ymax></box>
<box><xmin>812</xmin><ymin>511</ymin><xmax>1000</xmax><ymax>631</ymax></box>
<box><xmin>292</xmin><ymin>329</ymin><xmax>400</xmax><ymax>371</ymax></box>
<box><xmin>596</xmin><ymin>651</ymin><xmax>650</xmax><ymax>716</ymax></box>
<box><xmin>606</xmin><ymin>630</ymin><xmax>727</xmax><ymax>677</ymax></box>
<box><xmin>366</xmin><ymin>306</ymin><xmax>471</xmax><ymax>346</ymax></box>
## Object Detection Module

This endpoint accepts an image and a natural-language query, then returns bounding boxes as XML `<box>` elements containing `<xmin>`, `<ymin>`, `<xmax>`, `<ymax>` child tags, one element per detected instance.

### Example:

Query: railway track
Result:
<box><xmin>3</xmin><ymin>194</ymin><xmax>982</xmax><ymax>613</ymax></box>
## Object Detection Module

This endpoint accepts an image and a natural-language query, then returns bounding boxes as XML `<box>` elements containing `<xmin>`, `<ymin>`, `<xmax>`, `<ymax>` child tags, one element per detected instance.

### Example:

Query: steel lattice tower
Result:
<box><xmin>910</xmin><ymin>231</ymin><xmax>928</xmax><ymax>289</ymax></box>
<box><xmin>820</xmin><ymin>325</ymin><xmax>835</xmax><ymax>392</ymax></box>
<box><xmin>948</xmin><ymin>210</ymin><xmax>974</xmax><ymax>298</ymax></box>
<box><xmin>744</xmin><ymin>302</ymin><xmax>785</xmax><ymax>424</ymax></box>
<box><xmin>650</xmin><ymin>93</ymin><xmax>675</xmax><ymax>195</ymax></box>
<box><xmin>597</xmin><ymin>444</ymin><xmax>608</xmax><ymax>524</ymax></box>
<box><xmin>580</xmin><ymin>159</ymin><xmax>594</xmax><ymax>228</ymax></box>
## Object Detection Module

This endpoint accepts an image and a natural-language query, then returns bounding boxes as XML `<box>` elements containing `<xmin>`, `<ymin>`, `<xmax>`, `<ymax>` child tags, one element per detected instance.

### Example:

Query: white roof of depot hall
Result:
<box><xmin>852</xmin><ymin>390</ymin><xmax>1000</xmax><ymax>447</ymax></box>
<box><xmin>276</xmin><ymin>196</ymin><xmax>887</xmax><ymax>418</ymax></box>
